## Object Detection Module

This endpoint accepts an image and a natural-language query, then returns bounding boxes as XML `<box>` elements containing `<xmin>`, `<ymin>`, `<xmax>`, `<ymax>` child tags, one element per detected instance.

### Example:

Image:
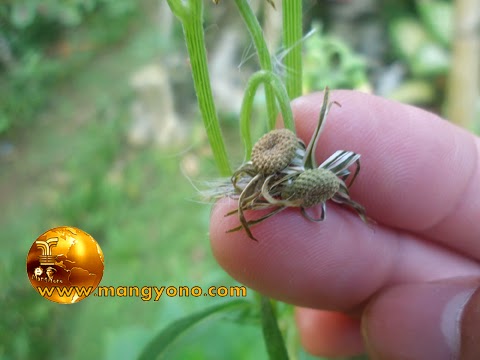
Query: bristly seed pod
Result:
<box><xmin>282</xmin><ymin>168</ymin><xmax>340</xmax><ymax>208</ymax></box>
<box><xmin>251</xmin><ymin>129</ymin><xmax>298</xmax><ymax>174</ymax></box>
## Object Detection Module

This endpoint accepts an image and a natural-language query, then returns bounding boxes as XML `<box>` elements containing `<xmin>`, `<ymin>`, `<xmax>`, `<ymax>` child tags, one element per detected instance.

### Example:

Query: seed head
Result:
<box><xmin>282</xmin><ymin>168</ymin><xmax>340</xmax><ymax>207</ymax></box>
<box><xmin>251</xmin><ymin>129</ymin><xmax>299</xmax><ymax>174</ymax></box>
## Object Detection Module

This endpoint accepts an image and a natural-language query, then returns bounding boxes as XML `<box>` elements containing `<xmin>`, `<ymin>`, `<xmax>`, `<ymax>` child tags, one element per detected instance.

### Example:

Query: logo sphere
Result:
<box><xmin>26</xmin><ymin>226</ymin><xmax>104</xmax><ymax>304</ymax></box>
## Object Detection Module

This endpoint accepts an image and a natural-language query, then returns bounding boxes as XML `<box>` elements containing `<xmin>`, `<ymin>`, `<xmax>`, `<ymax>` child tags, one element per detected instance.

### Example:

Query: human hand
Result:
<box><xmin>210</xmin><ymin>91</ymin><xmax>480</xmax><ymax>359</ymax></box>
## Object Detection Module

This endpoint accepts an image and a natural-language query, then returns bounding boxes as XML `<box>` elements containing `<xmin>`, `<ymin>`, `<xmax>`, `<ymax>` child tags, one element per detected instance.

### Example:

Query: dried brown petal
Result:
<box><xmin>251</xmin><ymin>129</ymin><xmax>299</xmax><ymax>174</ymax></box>
<box><xmin>282</xmin><ymin>168</ymin><xmax>340</xmax><ymax>208</ymax></box>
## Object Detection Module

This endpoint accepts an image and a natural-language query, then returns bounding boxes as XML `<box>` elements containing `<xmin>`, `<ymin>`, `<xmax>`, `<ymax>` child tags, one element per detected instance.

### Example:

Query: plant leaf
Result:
<box><xmin>138</xmin><ymin>299</ymin><xmax>250</xmax><ymax>360</ymax></box>
<box><xmin>260</xmin><ymin>297</ymin><xmax>289</xmax><ymax>360</ymax></box>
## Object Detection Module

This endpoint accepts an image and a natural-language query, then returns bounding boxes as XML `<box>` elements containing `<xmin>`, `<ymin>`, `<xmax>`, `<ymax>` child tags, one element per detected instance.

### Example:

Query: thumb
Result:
<box><xmin>361</xmin><ymin>278</ymin><xmax>480</xmax><ymax>360</ymax></box>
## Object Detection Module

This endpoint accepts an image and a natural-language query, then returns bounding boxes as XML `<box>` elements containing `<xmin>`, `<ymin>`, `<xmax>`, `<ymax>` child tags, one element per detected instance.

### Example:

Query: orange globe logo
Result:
<box><xmin>26</xmin><ymin>226</ymin><xmax>104</xmax><ymax>304</ymax></box>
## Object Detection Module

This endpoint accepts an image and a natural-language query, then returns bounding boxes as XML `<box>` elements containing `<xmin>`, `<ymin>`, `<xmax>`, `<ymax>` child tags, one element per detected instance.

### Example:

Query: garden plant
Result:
<box><xmin>140</xmin><ymin>1</ymin><xmax>366</xmax><ymax>359</ymax></box>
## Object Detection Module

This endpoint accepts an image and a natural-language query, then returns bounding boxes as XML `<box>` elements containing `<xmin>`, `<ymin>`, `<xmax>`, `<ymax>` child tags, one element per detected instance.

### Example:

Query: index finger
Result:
<box><xmin>292</xmin><ymin>90</ymin><xmax>480</xmax><ymax>259</ymax></box>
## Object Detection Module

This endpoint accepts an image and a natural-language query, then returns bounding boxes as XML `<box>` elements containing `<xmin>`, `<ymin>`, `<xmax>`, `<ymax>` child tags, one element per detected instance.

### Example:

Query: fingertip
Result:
<box><xmin>296</xmin><ymin>307</ymin><xmax>365</xmax><ymax>358</ymax></box>
<box><xmin>290</xmin><ymin>90</ymin><xmax>480</xmax><ymax>255</ymax></box>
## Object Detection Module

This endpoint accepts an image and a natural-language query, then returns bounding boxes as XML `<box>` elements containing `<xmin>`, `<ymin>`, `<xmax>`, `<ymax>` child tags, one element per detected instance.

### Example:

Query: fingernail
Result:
<box><xmin>441</xmin><ymin>288</ymin><xmax>475</xmax><ymax>357</ymax></box>
<box><xmin>362</xmin><ymin>282</ymin><xmax>478</xmax><ymax>360</ymax></box>
<box><xmin>459</xmin><ymin>285</ymin><xmax>480</xmax><ymax>359</ymax></box>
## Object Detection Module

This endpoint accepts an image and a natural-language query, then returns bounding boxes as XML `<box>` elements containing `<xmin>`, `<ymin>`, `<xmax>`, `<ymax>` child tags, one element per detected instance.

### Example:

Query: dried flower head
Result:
<box><xmin>281</xmin><ymin>168</ymin><xmax>340</xmax><ymax>208</ymax></box>
<box><xmin>251</xmin><ymin>129</ymin><xmax>301</xmax><ymax>174</ymax></box>
<box><xmin>214</xmin><ymin>88</ymin><xmax>369</xmax><ymax>240</ymax></box>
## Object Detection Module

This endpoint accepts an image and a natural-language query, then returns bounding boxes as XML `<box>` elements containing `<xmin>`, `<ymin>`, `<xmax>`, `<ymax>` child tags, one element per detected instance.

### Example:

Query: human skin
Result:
<box><xmin>209</xmin><ymin>90</ymin><xmax>480</xmax><ymax>359</ymax></box>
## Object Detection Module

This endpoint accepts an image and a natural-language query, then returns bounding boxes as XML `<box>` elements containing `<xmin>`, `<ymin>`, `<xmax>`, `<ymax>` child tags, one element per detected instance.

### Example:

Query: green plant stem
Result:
<box><xmin>282</xmin><ymin>0</ymin><xmax>303</xmax><ymax>99</ymax></box>
<box><xmin>167</xmin><ymin>0</ymin><xmax>231</xmax><ymax>176</ymax></box>
<box><xmin>234</xmin><ymin>0</ymin><xmax>277</xmax><ymax>130</ymax></box>
<box><xmin>260</xmin><ymin>296</ymin><xmax>289</xmax><ymax>360</ymax></box>
<box><xmin>240</xmin><ymin>70</ymin><xmax>294</xmax><ymax>159</ymax></box>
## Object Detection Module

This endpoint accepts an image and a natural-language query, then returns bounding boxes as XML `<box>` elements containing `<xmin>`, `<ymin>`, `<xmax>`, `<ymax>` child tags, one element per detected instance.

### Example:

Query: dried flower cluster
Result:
<box><xmin>220</xmin><ymin>90</ymin><xmax>368</xmax><ymax>240</ymax></box>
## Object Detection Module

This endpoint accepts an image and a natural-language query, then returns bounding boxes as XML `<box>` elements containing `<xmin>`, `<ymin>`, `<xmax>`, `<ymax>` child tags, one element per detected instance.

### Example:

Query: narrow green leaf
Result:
<box><xmin>260</xmin><ymin>297</ymin><xmax>289</xmax><ymax>360</ymax></box>
<box><xmin>138</xmin><ymin>299</ymin><xmax>250</xmax><ymax>360</ymax></box>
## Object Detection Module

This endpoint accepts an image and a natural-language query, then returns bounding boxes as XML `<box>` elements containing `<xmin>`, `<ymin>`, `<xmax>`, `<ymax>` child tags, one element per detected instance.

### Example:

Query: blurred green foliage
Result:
<box><xmin>7</xmin><ymin>0</ymin><xmax>135</xmax><ymax>28</ymax></box>
<box><xmin>386</xmin><ymin>0</ymin><xmax>452</xmax><ymax>105</ymax></box>
<box><xmin>0</xmin><ymin>65</ymin><xmax>268</xmax><ymax>358</ymax></box>
<box><xmin>0</xmin><ymin>0</ymin><xmax>138</xmax><ymax>134</ymax></box>
<box><xmin>303</xmin><ymin>23</ymin><xmax>369</xmax><ymax>93</ymax></box>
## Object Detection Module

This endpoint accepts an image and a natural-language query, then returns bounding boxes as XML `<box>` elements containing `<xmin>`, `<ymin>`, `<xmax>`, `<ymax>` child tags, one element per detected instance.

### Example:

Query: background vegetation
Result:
<box><xmin>0</xmin><ymin>0</ymin><xmax>478</xmax><ymax>359</ymax></box>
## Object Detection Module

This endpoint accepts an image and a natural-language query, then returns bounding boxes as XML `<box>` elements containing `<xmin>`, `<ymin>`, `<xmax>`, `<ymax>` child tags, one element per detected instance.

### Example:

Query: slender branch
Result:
<box><xmin>234</xmin><ymin>0</ymin><xmax>277</xmax><ymax>129</ymax></box>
